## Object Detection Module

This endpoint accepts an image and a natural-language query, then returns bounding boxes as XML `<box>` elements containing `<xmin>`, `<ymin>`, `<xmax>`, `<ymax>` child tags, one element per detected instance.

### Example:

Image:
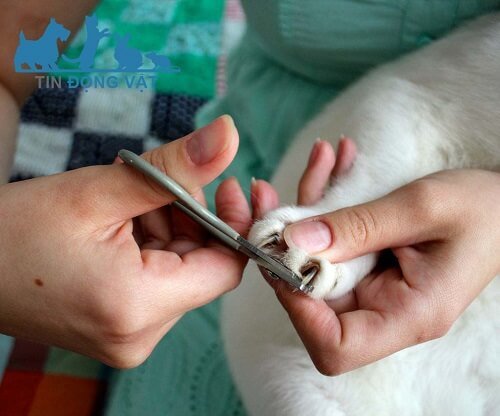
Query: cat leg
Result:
<box><xmin>250</xmin><ymin>116</ymin><xmax>448</xmax><ymax>299</ymax></box>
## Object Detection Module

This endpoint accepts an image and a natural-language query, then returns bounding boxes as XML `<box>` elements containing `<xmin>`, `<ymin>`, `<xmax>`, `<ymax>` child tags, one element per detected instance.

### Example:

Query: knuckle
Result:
<box><xmin>103</xmin><ymin>345</ymin><xmax>150</xmax><ymax>369</ymax></box>
<box><xmin>142</xmin><ymin>152</ymin><xmax>174</xmax><ymax>199</ymax></box>
<box><xmin>429</xmin><ymin>309</ymin><xmax>454</xmax><ymax>340</ymax></box>
<box><xmin>143</xmin><ymin>148</ymin><xmax>200</xmax><ymax>201</ymax></box>
<box><xmin>413</xmin><ymin>323</ymin><xmax>433</xmax><ymax>344</ymax></box>
<box><xmin>313</xmin><ymin>356</ymin><xmax>344</xmax><ymax>377</ymax></box>
<box><xmin>414</xmin><ymin>320</ymin><xmax>451</xmax><ymax>344</ymax></box>
<box><xmin>406</xmin><ymin>178</ymin><xmax>444</xmax><ymax>223</ymax></box>
<box><xmin>101</xmin><ymin>310</ymin><xmax>143</xmax><ymax>344</ymax></box>
<box><xmin>93</xmin><ymin>293</ymin><xmax>146</xmax><ymax>346</ymax></box>
<box><xmin>431</xmin><ymin>320</ymin><xmax>452</xmax><ymax>340</ymax></box>
<box><xmin>218</xmin><ymin>204</ymin><xmax>248</xmax><ymax>230</ymax></box>
<box><xmin>96</xmin><ymin>311</ymin><xmax>153</xmax><ymax>369</ymax></box>
<box><xmin>341</xmin><ymin>206</ymin><xmax>379</xmax><ymax>248</ymax></box>
<box><xmin>63</xmin><ymin>169</ymin><xmax>102</xmax><ymax>219</ymax></box>
<box><xmin>412</xmin><ymin>299</ymin><xmax>454</xmax><ymax>344</ymax></box>
<box><xmin>88</xmin><ymin>297</ymin><xmax>151</xmax><ymax>369</ymax></box>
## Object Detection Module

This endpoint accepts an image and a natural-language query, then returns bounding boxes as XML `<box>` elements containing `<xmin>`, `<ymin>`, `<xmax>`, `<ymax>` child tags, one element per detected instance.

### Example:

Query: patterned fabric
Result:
<box><xmin>60</xmin><ymin>0</ymin><xmax>225</xmax><ymax>97</ymax></box>
<box><xmin>0</xmin><ymin>340</ymin><xmax>109</xmax><ymax>416</ymax></box>
<box><xmin>0</xmin><ymin>0</ymin><xmax>248</xmax><ymax>415</ymax></box>
<box><xmin>11</xmin><ymin>86</ymin><xmax>207</xmax><ymax>178</ymax></box>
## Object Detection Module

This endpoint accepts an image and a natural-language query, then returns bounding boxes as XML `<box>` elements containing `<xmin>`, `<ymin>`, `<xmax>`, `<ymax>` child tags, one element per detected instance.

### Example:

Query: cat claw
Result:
<box><xmin>300</xmin><ymin>261</ymin><xmax>321</xmax><ymax>287</ymax></box>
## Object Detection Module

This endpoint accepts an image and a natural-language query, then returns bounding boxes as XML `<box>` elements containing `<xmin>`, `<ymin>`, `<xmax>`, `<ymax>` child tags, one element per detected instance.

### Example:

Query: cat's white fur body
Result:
<box><xmin>222</xmin><ymin>14</ymin><xmax>500</xmax><ymax>416</ymax></box>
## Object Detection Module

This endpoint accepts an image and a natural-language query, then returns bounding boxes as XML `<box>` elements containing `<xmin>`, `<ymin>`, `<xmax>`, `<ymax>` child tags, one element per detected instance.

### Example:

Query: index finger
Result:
<box><xmin>284</xmin><ymin>177</ymin><xmax>454</xmax><ymax>263</ymax></box>
<box><xmin>167</xmin><ymin>177</ymin><xmax>253</xmax><ymax>310</ymax></box>
<box><xmin>297</xmin><ymin>139</ymin><xmax>335</xmax><ymax>206</ymax></box>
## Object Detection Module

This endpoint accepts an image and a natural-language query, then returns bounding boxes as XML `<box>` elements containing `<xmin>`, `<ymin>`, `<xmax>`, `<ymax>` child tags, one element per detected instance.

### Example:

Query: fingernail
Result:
<box><xmin>284</xmin><ymin>221</ymin><xmax>332</xmax><ymax>253</ymax></box>
<box><xmin>187</xmin><ymin>116</ymin><xmax>231</xmax><ymax>165</ymax></box>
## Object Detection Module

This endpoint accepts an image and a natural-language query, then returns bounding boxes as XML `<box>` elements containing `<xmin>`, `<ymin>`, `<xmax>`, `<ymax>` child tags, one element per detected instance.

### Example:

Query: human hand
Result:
<box><xmin>252</xmin><ymin>140</ymin><xmax>500</xmax><ymax>375</ymax></box>
<box><xmin>0</xmin><ymin>116</ymin><xmax>251</xmax><ymax>368</ymax></box>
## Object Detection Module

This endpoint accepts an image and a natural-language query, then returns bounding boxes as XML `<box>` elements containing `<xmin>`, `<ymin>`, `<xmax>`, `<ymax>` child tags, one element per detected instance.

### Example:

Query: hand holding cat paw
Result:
<box><xmin>250</xmin><ymin>138</ymin><xmax>360</xmax><ymax>299</ymax></box>
<box><xmin>253</xmin><ymin>142</ymin><xmax>500</xmax><ymax>375</ymax></box>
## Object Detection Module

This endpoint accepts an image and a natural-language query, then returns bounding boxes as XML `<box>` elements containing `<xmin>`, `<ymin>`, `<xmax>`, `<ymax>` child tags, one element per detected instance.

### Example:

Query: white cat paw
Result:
<box><xmin>249</xmin><ymin>206</ymin><xmax>376</xmax><ymax>299</ymax></box>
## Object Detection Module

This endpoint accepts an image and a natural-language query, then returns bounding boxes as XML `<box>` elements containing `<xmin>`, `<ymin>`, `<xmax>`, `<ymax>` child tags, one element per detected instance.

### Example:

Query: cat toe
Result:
<box><xmin>248</xmin><ymin>217</ymin><xmax>288</xmax><ymax>254</ymax></box>
<box><xmin>282</xmin><ymin>248</ymin><xmax>339</xmax><ymax>299</ymax></box>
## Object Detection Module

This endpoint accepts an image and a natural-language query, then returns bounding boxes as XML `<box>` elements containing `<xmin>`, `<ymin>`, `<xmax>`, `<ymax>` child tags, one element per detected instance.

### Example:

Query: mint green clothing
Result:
<box><xmin>106</xmin><ymin>2</ymin><xmax>499</xmax><ymax>415</ymax></box>
<box><xmin>197</xmin><ymin>0</ymin><xmax>500</xmax><ymax>199</ymax></box>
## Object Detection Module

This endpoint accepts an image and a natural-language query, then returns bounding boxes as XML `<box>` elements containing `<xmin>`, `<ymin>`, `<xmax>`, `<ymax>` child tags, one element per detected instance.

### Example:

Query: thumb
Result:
<box><xmin>67</xmin><ymin>115</ymin><xmax>239</xmax><ymax>224</ymax></box>
<box><xmin>283</xmin><ymin>180</ymin><xmax>445</xmax><ymax>262</ymax></box>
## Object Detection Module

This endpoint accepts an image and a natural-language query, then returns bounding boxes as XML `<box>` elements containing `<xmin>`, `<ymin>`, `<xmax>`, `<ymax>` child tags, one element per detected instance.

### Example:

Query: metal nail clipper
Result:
<box><xmin>118</xmin><ymin>149</ymin><xmax>314</xmax><ymax>294</ymax></box>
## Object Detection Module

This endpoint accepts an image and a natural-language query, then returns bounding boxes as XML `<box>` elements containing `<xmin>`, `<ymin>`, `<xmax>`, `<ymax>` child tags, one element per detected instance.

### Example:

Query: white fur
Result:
<box><xmin>222</xmin><ymin>14</ymin><xmax>500</xmax><ymax>416</ymax></box>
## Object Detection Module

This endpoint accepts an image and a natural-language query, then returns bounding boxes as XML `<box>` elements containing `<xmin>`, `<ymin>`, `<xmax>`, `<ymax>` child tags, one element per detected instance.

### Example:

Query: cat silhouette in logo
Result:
<box><xmin>14</xmin><ymin>18</ymin><xmax>71</xmax><ymax>71</ymax></box>
<box><xmin>62</xmin><ymin>14</ymin><xmax>110</xmax><ymax>70</ymax></box>
<box><xmin>146</xmin><ymin>52</ymin><xmax>180</xmax><ymax>73</ymax></box>
<box><xmin>114</xmin><ymin>34</ymin><xmax>143</xmax><ymax>71</ymax></box>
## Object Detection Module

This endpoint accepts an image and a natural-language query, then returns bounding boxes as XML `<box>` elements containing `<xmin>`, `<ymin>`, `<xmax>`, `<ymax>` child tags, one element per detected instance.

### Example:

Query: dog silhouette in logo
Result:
<box><xmin>14</xmin><ymin>18</ymin><xmax>71</xmax><ymax>71</ymax></box>
<box><xmin>114</xmin><ymin>34</ymin><xmax>143</xmax><ymax>71</ymax></box>
<box><xmin>146</xmin><ymin>52</ymin><xmax>180</xmax><ymax>73</ymax></box>
<box><xmin>62</xmin><ymin>14</ymin><xmax>110</xmax><ymax>70</ymax></box>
